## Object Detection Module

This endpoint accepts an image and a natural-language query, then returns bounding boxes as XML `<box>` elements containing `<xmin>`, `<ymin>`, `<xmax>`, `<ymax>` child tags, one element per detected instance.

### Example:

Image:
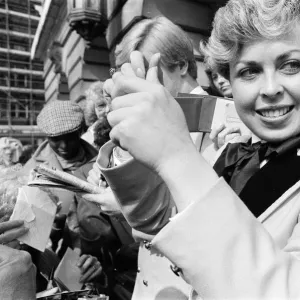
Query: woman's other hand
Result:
<box><xmin>210</xmin><ymin>123</ymin><xmax>241</xmax><ymax>149</ymax></box>
<box><xmin>79</xmin><ymin>187</ymin><xmax>121</xmax><ymax>215</ymax></box>
<box><xmin>87</xmin><ymin>163</ymin><xmax>105</xmax><ymax>187</ymax></box>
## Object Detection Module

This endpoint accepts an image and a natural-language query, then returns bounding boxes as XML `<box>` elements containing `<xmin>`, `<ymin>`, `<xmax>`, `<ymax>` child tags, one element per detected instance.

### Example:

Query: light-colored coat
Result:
<box><xmin>98</xmin><ymin>141</ymin><xmax>191</xmax><ymax>300</ymax></box>
<box><xmin>99</xmin><ymin>140</ymin><xmax>300</xmax><ymax>299</ymax></box>
<box><xmin>153</xmin><ymin>177</ymin><xmax>300</xmax><ymax>298</ymax></box>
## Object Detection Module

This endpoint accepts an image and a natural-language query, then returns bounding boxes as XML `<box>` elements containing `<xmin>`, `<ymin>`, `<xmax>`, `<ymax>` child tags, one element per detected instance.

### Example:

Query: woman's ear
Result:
<box><xmin>179</xmin><ymin>61</ymin><xmax>189</xmax><ymax>76</ymax></box>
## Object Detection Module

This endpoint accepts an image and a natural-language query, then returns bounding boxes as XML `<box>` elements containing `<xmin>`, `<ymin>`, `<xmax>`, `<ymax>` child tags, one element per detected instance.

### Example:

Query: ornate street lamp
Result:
<box><xmin>67</xmin><ymin>0</ymin><xmax>108</xmax><ymax>46</ymax></box>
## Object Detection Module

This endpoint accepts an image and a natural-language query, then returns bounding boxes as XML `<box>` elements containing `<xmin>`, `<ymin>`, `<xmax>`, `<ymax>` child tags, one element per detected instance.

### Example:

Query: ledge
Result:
<box><xmin>31</xmin><ymin>0</ymin><xmax>65</xmax><ymax>59</ymax></box>
<box><xmin>0</xmin><ymin>8</ymin><xmax>40</xmax><ymax>21</ymax></box>
<box><xmin>0</xmin><ymin>86</ymin><xmax>44</xmax><ymax>94</ymax></box>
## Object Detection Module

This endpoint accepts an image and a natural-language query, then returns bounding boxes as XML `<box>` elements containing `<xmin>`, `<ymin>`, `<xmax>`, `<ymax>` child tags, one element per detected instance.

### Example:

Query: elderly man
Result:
<box><xmin>23</xmin><ymin>100</ymin><xmax>101</xmax><ymax>290</ymax></box>
<box><xmin>27</xmin><ymin>100</ymin><xmax>97</xmax><ymax>174</ymax></box>
<box><xmin>25</xmin><ymin>100</ymin><xmax>97</xmax><ymax>248</ymax></box>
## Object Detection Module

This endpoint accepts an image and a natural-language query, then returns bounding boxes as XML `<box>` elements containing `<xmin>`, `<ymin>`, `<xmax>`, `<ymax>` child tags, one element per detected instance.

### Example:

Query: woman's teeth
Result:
<box><xmin>258</xmin><ymin>107</ymin><xmax>292</xmax><ymax>118</ymax></box>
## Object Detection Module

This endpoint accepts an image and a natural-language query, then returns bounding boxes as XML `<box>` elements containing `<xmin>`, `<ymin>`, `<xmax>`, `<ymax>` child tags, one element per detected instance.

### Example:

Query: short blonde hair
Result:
<box><xmin>84</xmin><ymin>81</ymin><xmax>105</xmax><ymax>126</ymax></box>
<box><xmin>115</xmin><ymin>16</ymin><xmax>198</xmax><ymax>79</ymax></box>
<box><xmin>201</xmin><ymin>0</ymin><xmax>300</xmax><ymax>79</ymax></box>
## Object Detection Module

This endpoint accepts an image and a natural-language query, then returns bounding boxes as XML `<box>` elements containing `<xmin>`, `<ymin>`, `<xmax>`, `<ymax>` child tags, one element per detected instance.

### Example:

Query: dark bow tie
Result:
<box><xmin>214</xmin><ymin>135</ymin><xmax>300</xmax><ymax>195</ymax></box>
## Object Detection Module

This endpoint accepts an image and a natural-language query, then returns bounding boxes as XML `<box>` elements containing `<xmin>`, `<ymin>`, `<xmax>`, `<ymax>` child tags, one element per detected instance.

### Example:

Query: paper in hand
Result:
<box><xmin>10</xmin><ymin>186</ymin><xmax>57</xmax><ymax>252</ymax></box>
<box><xmin>28</xmin><ymin>165</ymin><xmax>103</xmax><ymax>194</ymax></box>
<box><xmin>53</xmin><ymin>248</ymin><xmax>83</xmax><ymax>291</ymax></box>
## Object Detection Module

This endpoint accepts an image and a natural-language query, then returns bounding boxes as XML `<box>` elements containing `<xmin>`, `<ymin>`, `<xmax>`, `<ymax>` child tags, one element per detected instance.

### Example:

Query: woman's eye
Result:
<box><xmin>238</xmin><ymin>68</ymin><xmax>259</xmax><ymax>80</ymax></box>
<box><xmin>280</xmin><ymin>61</ymin><xmax>300</xmax><ymax>75</ymax></box>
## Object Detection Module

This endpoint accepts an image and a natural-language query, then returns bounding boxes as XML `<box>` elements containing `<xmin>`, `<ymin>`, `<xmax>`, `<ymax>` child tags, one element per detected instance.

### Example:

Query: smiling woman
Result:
<box><xmin>92</xmin><ymin>0</ymin><xmax>300</xmax><ymax>298</ymax></box>
<box><xmin>200</xmin><ymin>0</ymin><xmax>300</xmax><ymax>143</ymax></box>
<box><xmin>230</xmin><ymin>39</ymin><xmax>300</xmax><ymax>143</ymax></box>
<box><xmin>192</xmin><ymin>0</ymin><xmax>300</xmax><ymax>212</ymax></box>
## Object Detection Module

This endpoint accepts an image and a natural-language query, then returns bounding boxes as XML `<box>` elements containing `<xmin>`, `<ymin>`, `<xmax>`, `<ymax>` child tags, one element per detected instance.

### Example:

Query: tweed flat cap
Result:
<box><xmin>37</xmin><ymin>100</ymin><xmax>84</xmax><ymax>137</ymax></box>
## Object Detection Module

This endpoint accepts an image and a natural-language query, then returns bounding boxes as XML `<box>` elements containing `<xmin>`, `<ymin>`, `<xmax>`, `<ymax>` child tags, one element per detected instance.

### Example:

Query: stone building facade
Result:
<box><xmin>31</xmin><ymin>0</ymin><xmax>226</xmax><ymax>105</ymax></box>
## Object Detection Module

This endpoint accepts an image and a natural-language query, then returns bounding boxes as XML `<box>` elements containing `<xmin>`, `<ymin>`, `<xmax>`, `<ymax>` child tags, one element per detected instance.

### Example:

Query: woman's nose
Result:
<box><xmin>260</xmin><ymin>74</ymin><xmax>283</xmax><ymax>99</ymax></box>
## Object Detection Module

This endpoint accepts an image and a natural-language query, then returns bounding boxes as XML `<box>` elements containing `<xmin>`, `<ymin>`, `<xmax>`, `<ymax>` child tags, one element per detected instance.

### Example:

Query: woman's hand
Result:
<box><xmin>77</xmin><ymin>254</ymin><xmax>103</xmax><ymax>284</ymax></box>
<box><xmin>84</xmin><ymin>164</ymin><xmax>120</xmax><ymax>214</ymax></box>
<box><xmin>0</xmin><ymin>220</ymin><xmax>29</xmax><ymax>248</ymax></box>
<box><xmin>86</xmin><ymin>163</ymin><xmax>105</xmax><ymax>187</ymax></box>
<box><xmin>79</xmin><ymin>187</ymin><xmax>121</xmax><ymax>215</ymax></box>
<box><xmin>104</xmin><ymin>52</ymin><xmax>193</xmax><ymax>174</ymax></box>
<box><xmin>102</xmin><ymin>51</ymin><xmax>219</xmax><ymax>212</ymax></box>
<box><xmin>210</xmin><ymin>123</ymin><xmax>241</xmax><ymax>149</ymax></box>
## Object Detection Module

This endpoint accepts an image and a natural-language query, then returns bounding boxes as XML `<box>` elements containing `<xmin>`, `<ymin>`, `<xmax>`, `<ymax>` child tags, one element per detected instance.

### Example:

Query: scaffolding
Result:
<box><xmin>0</xmin><ymin>0</ymin><xmax>45</xmax><ymax>146</ymax></box>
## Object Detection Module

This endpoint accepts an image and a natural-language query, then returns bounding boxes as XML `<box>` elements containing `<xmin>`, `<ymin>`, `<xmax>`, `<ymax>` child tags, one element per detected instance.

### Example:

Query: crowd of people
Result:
<box><xmin>1</xmin><ymin>0</ymin><xmax>300</xmax><ymax>299</ymax></box>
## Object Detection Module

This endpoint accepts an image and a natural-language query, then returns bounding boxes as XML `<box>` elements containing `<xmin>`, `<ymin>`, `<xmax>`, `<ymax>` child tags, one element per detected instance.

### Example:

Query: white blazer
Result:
<box><xmin>153</xmin><ymin>176</ymin><xmax>300</xmax><ymax>299</ymax></box>
<box><xmin>99</xmin><ymin>140</ymin><xmax>300</xmax><ymax>299</ymax></box>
